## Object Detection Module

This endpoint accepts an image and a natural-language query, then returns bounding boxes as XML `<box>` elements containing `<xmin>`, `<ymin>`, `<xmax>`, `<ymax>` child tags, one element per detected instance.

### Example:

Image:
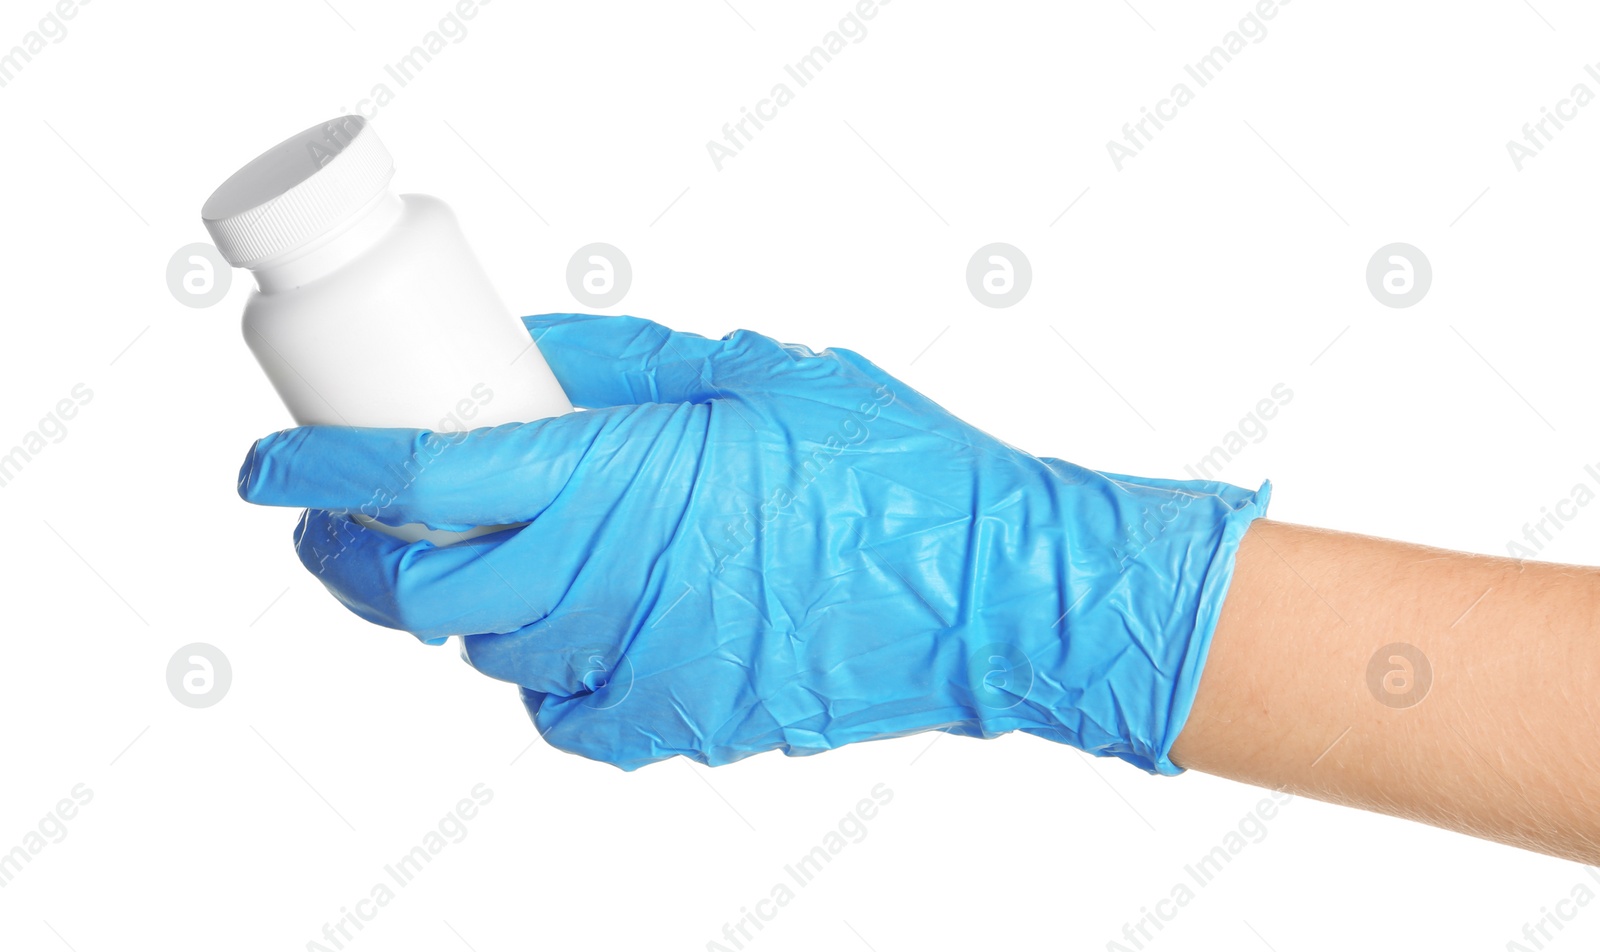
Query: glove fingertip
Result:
<box><xmin>237</xmin><ymin>442</ymin><xmax>262</xmax><ymax>502</ymax></box>
<box><xmin>238</xmin><ymin>430</ymin><xmax>288</xmax><ymax>503</ymax></box>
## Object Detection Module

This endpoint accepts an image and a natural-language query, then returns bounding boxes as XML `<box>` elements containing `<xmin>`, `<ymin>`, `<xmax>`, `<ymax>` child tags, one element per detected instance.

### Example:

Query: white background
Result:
<box><xmin>2</xmin><ymin>1</ymin><xmax>1598</xmax><ymax>949</ymax></box>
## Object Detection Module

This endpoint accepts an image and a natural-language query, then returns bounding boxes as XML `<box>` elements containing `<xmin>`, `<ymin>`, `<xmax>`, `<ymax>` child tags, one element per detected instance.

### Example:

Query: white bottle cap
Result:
<box><xmin>202</xmin><ymin>115</ymin><xmax>395</xmax><ymax>269</ymax></box>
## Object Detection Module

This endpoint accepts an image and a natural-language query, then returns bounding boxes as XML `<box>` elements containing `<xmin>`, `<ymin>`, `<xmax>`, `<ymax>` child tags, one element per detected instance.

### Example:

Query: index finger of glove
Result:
<box><xmin>238</xmin><ymin>402</ymin><xmax>701</xmax><ymax>529</ymax></box>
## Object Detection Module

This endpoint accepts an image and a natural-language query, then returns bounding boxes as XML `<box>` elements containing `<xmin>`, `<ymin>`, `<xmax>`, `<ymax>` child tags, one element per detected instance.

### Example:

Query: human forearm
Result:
<box><xmin>1171</xmin><ymin>520</ymin><xmax>1600</xmax><ymax>863</ymax></box>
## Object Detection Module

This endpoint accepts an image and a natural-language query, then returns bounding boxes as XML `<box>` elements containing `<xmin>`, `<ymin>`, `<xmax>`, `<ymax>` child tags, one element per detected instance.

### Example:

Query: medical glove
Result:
<box><xmin>238</xmin><ymin>314</ymin><xmax>1270</xmax><ymax>773</ymax></box>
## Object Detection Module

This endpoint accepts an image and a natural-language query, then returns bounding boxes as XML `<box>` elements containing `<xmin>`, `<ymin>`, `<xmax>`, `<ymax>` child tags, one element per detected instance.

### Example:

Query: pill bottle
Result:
<box><xmin>202</xmin><ymin>115</ymin><xmax>569</xmax><ymax>544</ymax></box>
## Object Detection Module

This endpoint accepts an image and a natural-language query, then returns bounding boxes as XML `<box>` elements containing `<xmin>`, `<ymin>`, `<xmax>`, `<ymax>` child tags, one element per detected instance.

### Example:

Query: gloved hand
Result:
<box><xmin>239</xmin><ymin>314</ymin><xmax>1269</xmax><ymax>772</ymax></box>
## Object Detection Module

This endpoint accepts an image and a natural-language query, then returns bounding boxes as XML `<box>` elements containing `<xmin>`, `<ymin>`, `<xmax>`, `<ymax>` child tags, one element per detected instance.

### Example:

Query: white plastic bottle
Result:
<box><xmin>203</xmin><ymin>115</ymin><xmax>570</xmax><ymax>543</ymax></box>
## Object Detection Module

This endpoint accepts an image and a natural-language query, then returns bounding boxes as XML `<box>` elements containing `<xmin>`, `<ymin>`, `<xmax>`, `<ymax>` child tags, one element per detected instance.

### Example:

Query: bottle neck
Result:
<box><xmin>249</xmin><ymin>190</ymin><xmax>404</xmax><ymax>293</ymax></box>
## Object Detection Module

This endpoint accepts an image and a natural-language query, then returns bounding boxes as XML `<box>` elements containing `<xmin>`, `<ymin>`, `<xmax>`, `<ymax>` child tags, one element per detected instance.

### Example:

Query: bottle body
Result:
<box><xmin>241</xmin><ymin>191</ymin><xmax>571</xmax><ymax>544</ymax></box>
<box><xmin>243</xmin><ymin>192</ymin><xmax>569</xmax><ymax>430</ymax></box>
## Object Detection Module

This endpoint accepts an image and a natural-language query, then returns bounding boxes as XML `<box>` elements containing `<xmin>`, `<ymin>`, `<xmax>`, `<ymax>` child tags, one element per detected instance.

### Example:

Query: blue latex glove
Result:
<box><xmin>239</xmin><ymin>314</ymin><xmax>1269</xmax><ymax>773</ymax></box>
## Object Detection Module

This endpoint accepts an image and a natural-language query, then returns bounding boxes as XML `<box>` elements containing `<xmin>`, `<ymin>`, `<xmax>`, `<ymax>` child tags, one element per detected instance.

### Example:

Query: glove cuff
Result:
<box><xmin>1145</xmin><ymin>477</ymin><xmax>1271</xmax><ymax>774</ymax></box>
<box><xmin>1012</xmin><ymin>468</ymin><xmax>1271</xmax><ymax>774</ymax></box>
